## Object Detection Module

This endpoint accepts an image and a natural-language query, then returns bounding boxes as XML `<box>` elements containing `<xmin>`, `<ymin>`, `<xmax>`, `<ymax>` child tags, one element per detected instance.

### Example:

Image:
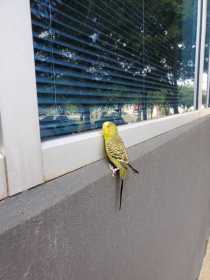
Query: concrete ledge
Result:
<box><xmin>0</xmin><ymin>116</ymin><xmax>210</xmax><ymax>280</ymax></box>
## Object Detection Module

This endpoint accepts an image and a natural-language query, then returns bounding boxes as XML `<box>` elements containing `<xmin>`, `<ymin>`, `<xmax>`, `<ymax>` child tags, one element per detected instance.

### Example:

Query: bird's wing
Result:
<box><xmin>106</xmin><ymin>135</ymin><xmax>128</xmax><ymax>163</ymax></box>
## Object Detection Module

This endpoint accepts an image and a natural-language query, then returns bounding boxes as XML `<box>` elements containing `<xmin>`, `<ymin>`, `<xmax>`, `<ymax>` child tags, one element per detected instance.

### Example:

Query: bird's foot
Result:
<box><xmin>109</xmin><ymin>164</ymin><xmax>119</xmax><ymax>177</ymax></box>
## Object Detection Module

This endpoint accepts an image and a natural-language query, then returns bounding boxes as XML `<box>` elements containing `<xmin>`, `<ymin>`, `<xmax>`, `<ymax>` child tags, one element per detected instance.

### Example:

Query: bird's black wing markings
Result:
<box><xmin>106</xmin><ymin>136</ymin><xmax>128</xmax><ymax>162</ymax></box>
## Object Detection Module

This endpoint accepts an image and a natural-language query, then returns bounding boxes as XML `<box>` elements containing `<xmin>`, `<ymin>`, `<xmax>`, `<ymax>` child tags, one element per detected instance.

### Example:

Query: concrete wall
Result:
<box><xmin>1</xmin><ymin>117</ymin><xmax>210</xmax><ymax>280</ymax></box>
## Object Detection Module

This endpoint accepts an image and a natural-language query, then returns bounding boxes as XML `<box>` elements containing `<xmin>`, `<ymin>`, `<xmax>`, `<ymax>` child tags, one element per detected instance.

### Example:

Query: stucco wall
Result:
<box><xmin>1</xmin><ymin>117</ymin><xmax>210</xmax><ymax>280</ymax></box>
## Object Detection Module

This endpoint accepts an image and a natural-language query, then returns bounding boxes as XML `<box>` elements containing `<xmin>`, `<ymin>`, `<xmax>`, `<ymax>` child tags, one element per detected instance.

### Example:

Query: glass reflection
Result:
<box><xmin>31</xmin><ymin>0</ymin><xmax>198</xmax><ymax>140</ymax></box>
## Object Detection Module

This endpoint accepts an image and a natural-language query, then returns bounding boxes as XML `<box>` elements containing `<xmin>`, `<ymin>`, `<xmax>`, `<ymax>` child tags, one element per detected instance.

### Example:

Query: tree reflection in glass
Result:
<box><xmin>31</xmin><ymin>0</ymin><xmax>198</xmax><ymax>140</ymax></box>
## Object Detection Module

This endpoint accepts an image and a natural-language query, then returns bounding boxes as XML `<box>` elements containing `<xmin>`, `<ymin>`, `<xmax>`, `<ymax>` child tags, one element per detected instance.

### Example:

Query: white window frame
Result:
<box><xmin>194</xmin><ymin>0</ymin><xmax>207</xmax><ymax>108</ymax></box>
<box><xmin>0</xmin><ymin>154</ymin><xmax>7</xmax><ymax>199</ymax></box>
<box><xmin>0</xmin><ymin>0</ymin><xmax>209</xmax><ymax>196</ymax></box>
<box><xmin>0</xmin><ymin>1</ymin><xmax>43</xmax><ymax>195</ymax></box>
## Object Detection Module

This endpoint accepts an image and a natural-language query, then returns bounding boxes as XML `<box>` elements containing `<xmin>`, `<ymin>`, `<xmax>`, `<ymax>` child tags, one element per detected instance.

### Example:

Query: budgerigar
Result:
<box><xmin>102</xmin><ymin>121</ymin><xmax>139</xmax><ymax>210</ymax></box>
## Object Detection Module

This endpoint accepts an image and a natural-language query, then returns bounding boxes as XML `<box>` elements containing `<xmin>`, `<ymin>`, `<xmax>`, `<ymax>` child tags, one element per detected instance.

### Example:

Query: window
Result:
<box><xmin>0</xmin><ymin>0</ymin><xmax>209</xmax><ymax>197</ymax></box>
<box><xmin>31</xmin><ymin>0</ymin><xmax>198</xmax><ymax>140</ymax></box>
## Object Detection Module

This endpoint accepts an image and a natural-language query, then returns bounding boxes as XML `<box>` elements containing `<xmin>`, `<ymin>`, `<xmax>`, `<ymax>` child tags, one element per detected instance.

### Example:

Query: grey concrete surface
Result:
<box><xmin>1</xmin><ymin>117</ymin><xmax>210</xmax><ymax>280</ymax></box>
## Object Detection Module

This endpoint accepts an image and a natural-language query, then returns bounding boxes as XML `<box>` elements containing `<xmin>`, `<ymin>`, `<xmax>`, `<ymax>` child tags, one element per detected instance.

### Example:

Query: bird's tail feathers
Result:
<box><xmin>128</xmin><ymin>163</ymin><xmax>139</xmax><ymax>174</ymax></box>
<box><xmin>119</xmin><ymin>179</ymin><xmax>124</xmax><ymax>210</ymax></box>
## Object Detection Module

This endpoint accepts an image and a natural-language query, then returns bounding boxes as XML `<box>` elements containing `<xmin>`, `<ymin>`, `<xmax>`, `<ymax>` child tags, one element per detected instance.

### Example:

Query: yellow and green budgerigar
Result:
<box><xmin>102</xmin><ymin>121</ymin><xmax>139</xmax><ymax>210</ymax></box>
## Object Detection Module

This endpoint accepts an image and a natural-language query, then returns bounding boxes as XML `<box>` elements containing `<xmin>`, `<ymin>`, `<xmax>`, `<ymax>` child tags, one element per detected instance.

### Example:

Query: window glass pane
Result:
<box><xmin>202</xmin><ymin>0</ymin><xmax>210</xmax><ymax>107</ymax></box>
<box><xmin>30</xmin><ymin>0</ymin><xmax>198</xmax><ymax>140</ymax></box>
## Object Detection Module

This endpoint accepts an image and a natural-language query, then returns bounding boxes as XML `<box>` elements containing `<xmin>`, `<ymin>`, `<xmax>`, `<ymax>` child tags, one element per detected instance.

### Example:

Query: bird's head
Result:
<box><xmin>102</xmin><ymin>121</ymin><xmax>118</xmax><ymax>139</ymax></box>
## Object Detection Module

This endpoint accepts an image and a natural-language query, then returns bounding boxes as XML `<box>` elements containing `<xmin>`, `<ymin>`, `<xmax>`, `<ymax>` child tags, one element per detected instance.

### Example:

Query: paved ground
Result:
<box><xmin>199</xmin><ymin>239</ymin><xmax>210</xmax><ymax>280</ymax></box>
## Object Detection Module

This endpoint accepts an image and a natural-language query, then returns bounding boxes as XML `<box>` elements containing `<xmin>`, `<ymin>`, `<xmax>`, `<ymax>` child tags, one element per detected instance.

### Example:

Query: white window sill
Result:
<box><xmin>42</xmin><ymin>108</ymin><xmax>210</xmax><ymax>181</ymax></box>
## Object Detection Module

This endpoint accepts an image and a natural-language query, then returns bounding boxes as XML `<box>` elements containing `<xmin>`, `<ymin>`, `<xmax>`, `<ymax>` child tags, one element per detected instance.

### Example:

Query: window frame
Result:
<box><xmin>0</xmin><ymin>154</ymin><xmax>7</xmax><ymax>199</ymax></box>
<box><xmin>0</xmin><ymin>0</ymin><xmax>209</xmax><ymax>196</ymax></box>
<box><xmin>0</xmin><ymin>0</ymin><xmax>43</xmax><ymax>195</ymax></box>
<box><xmin>195</xmin><ymin>0</ymin><xmax>208</xmax><ymax>108</ymax></box>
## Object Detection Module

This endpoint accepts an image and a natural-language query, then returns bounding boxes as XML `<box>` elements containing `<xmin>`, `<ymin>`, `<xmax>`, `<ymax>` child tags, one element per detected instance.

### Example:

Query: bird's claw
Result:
<box><xmin>109</xmin><ymin>164</ymin><xmax>119</xmax><ymax>177</ymax></box>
